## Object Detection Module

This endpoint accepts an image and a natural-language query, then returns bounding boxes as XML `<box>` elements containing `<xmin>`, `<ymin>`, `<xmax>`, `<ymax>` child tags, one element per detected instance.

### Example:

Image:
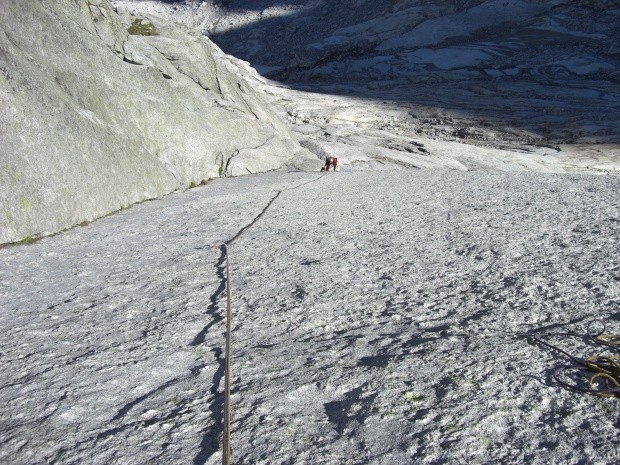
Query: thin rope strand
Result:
<box><xmin>218</xmin><ymin>173</ymin><xmax>326</xmax><ymax>463</ymax></box>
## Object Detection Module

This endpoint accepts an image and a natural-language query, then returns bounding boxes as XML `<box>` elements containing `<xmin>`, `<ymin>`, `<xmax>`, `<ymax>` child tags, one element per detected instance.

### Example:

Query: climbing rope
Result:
<box><xmin>216</xmin><ymin>173</ymin><xmax>326</xmax><ymax>465</ymax></box>
<box><xmin>222</xmin><ymin>244</ymin><xmax>232</xmax><ymax>465</ymax></box>
<box><xmin>529</xmin><ymin>319</ymin><xmax>620</xmax><ymax>398</ymax></box>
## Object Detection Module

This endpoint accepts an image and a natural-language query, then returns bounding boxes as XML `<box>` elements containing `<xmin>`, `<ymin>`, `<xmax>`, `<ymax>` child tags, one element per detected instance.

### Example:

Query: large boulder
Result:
<box><xmin>0</xmin><ymin>0</ymin><xmax>312</xmax><ymax>244</ymax></box>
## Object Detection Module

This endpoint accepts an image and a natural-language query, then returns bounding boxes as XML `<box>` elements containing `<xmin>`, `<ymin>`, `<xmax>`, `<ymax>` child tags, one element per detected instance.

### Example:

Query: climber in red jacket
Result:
<box><xmin>321</xmin><ymin>155</ymin><xmax>338</xmax><ymax>172</ymax></box>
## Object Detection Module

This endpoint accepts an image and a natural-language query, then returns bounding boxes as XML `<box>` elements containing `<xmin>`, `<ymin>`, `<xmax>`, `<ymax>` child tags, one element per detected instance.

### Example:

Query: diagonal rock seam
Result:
<box><xmin>191</xmin><ymin>174</ymin><xmax>325</xmax><ymax>463</ymax></box>
<box><xmin>191</xmin><ymin>246</ymin><xmax>228</xmax><ymax>464</ymax></box>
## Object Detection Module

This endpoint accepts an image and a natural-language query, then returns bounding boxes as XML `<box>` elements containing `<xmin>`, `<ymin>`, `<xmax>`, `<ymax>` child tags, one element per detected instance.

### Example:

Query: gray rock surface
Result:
<box><xmin>110</xmin><ymin>0</ymin><xmax>620</xmax><ymax>181</ymax></box>
<box><xmin>119</xmin><ymin>0</ymin><xmax>619</xmax><ymax>146</ymax></box>
<box><xmin>0</xmin><ymin>170</ymin><xmax>618</xmax><ymax>464</ymax></box>
<box><xmin>0</xmin><ymin>0</ymin><xmax>312</xmax><ymax>245</ymax></box>
<box><xmin>1</xmin><ymin>2</ymin><xmax>618</xmax><ymax>463</ymax></box>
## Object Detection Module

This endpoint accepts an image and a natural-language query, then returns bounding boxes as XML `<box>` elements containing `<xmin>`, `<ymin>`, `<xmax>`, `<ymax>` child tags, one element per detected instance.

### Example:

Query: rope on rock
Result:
<box><xmin>222</xmin><ymin>244</ymin><xmax>232</xmax><ymax>465</ymax></box>
<box><xmin>217</xmin><ymin>173</ymin><xmax>326</xmax><ymax>465</ymax></box>
<box><xmin>529</xmin><ymin>319</ymin><xmax>620</xmax><ymax>398</ymax></box>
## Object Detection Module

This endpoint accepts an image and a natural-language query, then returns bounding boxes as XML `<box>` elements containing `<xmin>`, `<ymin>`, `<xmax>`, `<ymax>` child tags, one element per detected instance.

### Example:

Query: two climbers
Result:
<box><xmin>321</xmin><ymin>155</ymin><xmax>338</xmax><ymax>172</ymax></box>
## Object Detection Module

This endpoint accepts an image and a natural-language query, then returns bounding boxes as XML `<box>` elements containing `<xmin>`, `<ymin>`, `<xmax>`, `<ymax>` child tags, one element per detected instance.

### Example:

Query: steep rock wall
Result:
<box><xmin>0</xmin><ymin>0</ymin><xmax>312</xmax><ymax>244</ymax></box>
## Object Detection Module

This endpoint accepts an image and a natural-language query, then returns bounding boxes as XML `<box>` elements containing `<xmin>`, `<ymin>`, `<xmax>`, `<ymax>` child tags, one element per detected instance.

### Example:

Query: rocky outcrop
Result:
<box><xmin>0</xmin><ymin>0</ymin><xmax>313</xmax><ymax>244</ymax></box>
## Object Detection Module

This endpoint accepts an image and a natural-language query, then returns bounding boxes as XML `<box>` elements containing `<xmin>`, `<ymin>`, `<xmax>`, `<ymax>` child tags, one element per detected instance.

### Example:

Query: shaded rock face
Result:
<box><xmin>189</xmin><ymin>0</ymin><xmax>619</xmax><ymax>79</ymax></box>
<box><xmin>0</xmin><ymin>0</ymin><xmax>311</xmax><ymax>244</ymax></box>
<box><xmin>150</xmin><ymin>0</ymin><xmax>619</xmax><ymax>144</ymax></box>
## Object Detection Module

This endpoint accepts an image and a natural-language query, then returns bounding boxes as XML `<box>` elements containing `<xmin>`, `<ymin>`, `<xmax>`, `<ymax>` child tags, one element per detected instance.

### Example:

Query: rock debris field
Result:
<box><xmin>1</xmin><ymin>170</ymin><xmax>619</xmax><ymax>464</ymax></box>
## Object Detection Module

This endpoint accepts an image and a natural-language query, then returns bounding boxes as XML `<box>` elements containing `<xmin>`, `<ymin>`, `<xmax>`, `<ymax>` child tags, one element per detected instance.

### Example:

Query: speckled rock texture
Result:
<box><xmin>0</xmin><ymin>170</ymin><xmax>618</xmax><ymax>464</ymax></box>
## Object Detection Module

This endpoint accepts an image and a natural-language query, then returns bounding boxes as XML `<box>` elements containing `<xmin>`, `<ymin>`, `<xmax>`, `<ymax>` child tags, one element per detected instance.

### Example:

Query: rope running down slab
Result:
<box><xmin>222</xmin><ymin>244</ymin><xmax>232</xmax><ymax>465</ymax></box>
<box><xmin>218</xmin><ymin>174</ymin><xmax>325</xmax><ymax>465</ymax></box>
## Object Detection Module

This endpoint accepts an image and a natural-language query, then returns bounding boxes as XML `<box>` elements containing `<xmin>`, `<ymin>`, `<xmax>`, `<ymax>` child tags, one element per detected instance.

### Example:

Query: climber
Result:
<box><xmin>321</xmin><ymin>155</ymin><xmax>338</xmax><ymax>172</ymax></box>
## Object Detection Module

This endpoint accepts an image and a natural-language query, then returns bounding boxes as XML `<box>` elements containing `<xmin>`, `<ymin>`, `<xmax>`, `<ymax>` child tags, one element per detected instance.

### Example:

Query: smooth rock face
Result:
<box><xmin>0</xmin><ymin>0</ymin><xmax>312</xmax><ymax>244</ymax></box>
<box><xmin>0</xmin><ymin>171</ymin><xmax>618</xmax><ymax>464</ymax></box>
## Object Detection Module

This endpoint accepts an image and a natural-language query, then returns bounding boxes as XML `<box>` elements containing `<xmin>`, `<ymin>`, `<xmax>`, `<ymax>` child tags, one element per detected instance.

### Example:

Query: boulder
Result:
<box><xmin>0</xmin><ymin>0</ymin><xmax>312</xmax><ymax>244</ymax></box>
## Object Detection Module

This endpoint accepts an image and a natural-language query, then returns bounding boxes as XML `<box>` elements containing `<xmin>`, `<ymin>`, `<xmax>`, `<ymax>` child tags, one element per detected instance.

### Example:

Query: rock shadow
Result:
<box><xmin>191</xmin><ymin>245</ymin><xmax>228</xmax><ymax>465</ymax></box>
<box><xmin>324</xmin><ymin>387</ymin><xmax>377</xmax><ymax>435</ymax></box>
<box><xmin>205</xmin><ymin>1</ymin><xmax>619</xmax><ymax>142</ymax></box>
